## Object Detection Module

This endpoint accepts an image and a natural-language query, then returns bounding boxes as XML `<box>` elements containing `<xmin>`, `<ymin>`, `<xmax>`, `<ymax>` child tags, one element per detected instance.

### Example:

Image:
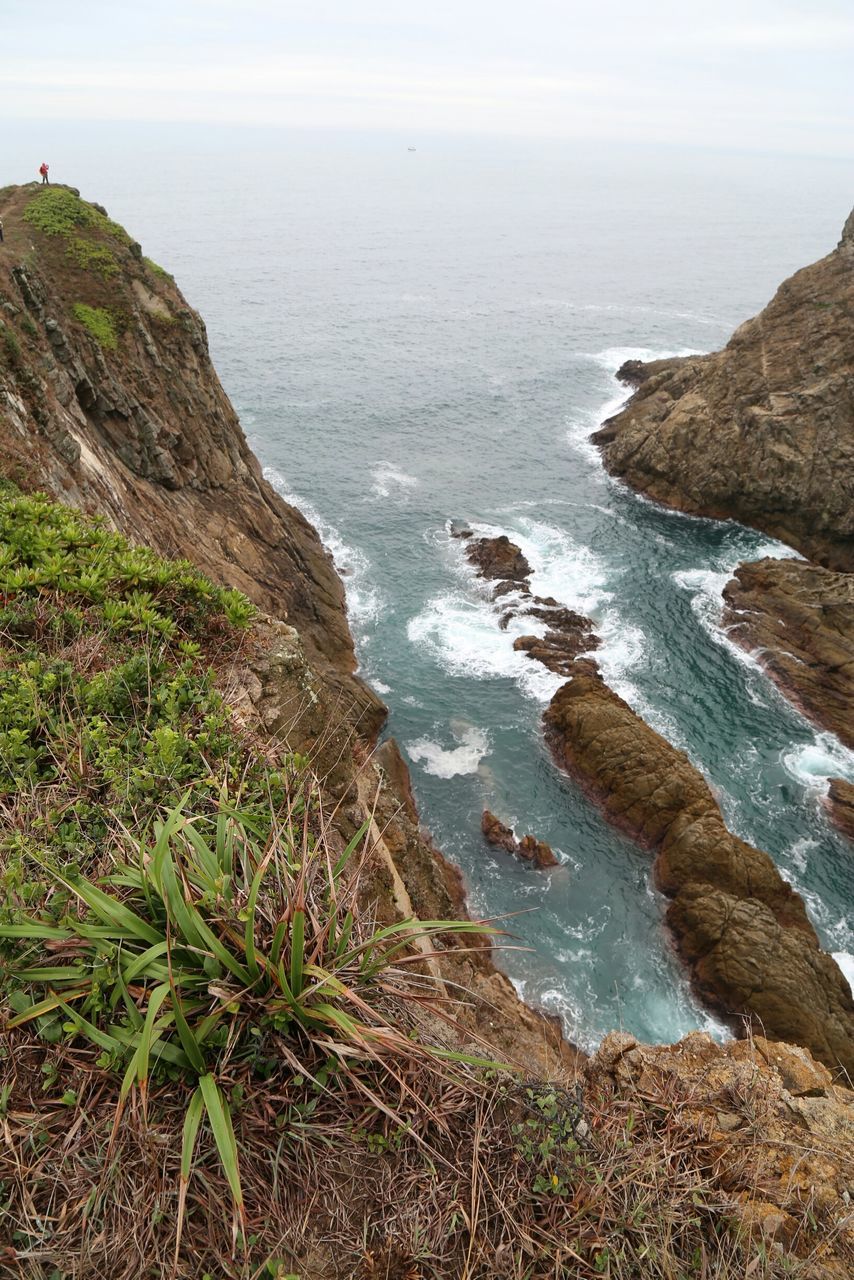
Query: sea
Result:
<box><xmin>6</xmin><ymin>123</ymin><xmax>853</xmax><ymax>1051</ymax></box>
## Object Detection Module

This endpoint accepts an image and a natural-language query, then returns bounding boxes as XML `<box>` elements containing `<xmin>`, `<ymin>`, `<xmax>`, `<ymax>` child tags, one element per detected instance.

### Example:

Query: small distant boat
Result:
<box><xmin>408</xmin><ymin>146</ymin><xmax>416</xmax><ymax>152</ymax></box>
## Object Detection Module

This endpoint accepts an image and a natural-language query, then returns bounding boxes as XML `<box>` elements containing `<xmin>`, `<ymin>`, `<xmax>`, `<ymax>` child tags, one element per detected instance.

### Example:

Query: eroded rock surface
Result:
<box><xmin>481</xmin><ymin>809</ymin><xmax>558</xmax><ymax>868</ymax></box>
<box><xmin>722</xmin><ymin>557</ymin><xmax>854</xmax><ymax>749</ymax></box>
<box><xmin>544</xmin><ymin>665</ymin><xmax>854</xmax><ymax>1076</ymax></box>
<box><xmin>828</xmin><ymin>779</ymin><xmax>854</xmax><ymax>842</ymax></box>
<box><xmin>593</xmin><ymin>208</ymin><xmax>854</xmax><ymax>571</ymax></box>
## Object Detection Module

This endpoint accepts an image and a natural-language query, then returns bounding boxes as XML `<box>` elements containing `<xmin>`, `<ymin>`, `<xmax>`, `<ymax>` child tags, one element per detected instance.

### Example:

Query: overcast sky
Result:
<box><xmin>2</xmin><ymin>0</ymin><xmax>852</xmax><ymax>156</ymax></box>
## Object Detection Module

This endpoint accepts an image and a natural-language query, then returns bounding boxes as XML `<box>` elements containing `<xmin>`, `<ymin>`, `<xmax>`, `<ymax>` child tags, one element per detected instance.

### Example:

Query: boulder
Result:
<box><xmin>465</xmin><ymin>535</ymin><xmax>531</xmax><ymax>583</ymax></box>
<box><xmin>481</xmin><ymin>810</ymin><xmax>558</xmax><ymax>870</ymax></box>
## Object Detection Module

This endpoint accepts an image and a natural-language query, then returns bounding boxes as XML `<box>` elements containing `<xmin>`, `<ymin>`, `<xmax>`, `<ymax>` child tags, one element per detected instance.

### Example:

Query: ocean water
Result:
<box><xmin>8</xmin><ymin>126</ymin><xmax>853</xmax><ymax>1050</ymax></box>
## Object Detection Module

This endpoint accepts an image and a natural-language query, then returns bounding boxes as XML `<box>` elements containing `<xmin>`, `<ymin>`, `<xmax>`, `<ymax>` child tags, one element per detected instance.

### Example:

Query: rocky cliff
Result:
<box><xmin>0</xmin><ymin>182</ymin><xmax>382</xmax><ymax>732</ymax></box>
<box><xmin>0</xmin><ymin>181</ymin><xmax>571</xmax><ymax>1077</ymax></box>
<box><xmin>594</xmin><ymin>211</ymin><xmax>854</xmax><ymax>572</ymax></box>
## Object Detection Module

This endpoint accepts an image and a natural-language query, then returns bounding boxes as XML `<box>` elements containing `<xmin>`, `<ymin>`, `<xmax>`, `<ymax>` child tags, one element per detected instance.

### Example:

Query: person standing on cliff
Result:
<box><xmin>0</xmin><ymin>218</ymin><xmax>4</xmax><ymax>243</ymax></box>
<box><xmin>39</xmin><ymin>162</ymin><xmax>49</xmax><ymax>184</ymax></box>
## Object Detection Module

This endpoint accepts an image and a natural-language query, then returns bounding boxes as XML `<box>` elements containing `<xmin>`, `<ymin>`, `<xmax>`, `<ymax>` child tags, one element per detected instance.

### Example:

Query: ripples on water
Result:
<box><xmin>62</xmin><ymin>132</ymin><xmax>853</xmax><ymax>1051</ymax></box>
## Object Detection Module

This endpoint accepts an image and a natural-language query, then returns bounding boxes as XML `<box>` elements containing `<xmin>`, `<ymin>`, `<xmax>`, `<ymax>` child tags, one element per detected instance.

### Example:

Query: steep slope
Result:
<box><xmin>593</xmin><ymin>211</ymin><xmax>854</xmax><ymax>572</ymax></box>
<box><xmin>0</xmin><ymin>182</ymin><xmax>382</xmax><ymax>732</ymax></box>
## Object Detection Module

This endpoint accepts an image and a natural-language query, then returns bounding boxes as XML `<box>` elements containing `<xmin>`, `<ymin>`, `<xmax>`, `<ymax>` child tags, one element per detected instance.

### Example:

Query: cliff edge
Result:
<box><xmin>0</xmin><ymin>181</ymin><xmax>383</xmax><ymax>733</ymax></box>
<box><xmin>593</xmin><ymin>209</ymin><xmax>854</xmax><ymax>572</ymax></box>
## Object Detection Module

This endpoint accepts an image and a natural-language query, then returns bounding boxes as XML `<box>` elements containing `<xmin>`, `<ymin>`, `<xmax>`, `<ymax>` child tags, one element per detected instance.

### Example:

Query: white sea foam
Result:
<box><xmin>782</xmin><ymin>734</ymin><xmax>854</xmax><ymax>791</ymax></box>
<box><xmin>263</xmin><ymin>465</ymin><xmax>383</xmax><ymax>629</ymax></box>
<box><xmin>372</xmin><ymin>679</ymin><xmax>392</xmax><ymax>695</ymax></box>
<box><xmin>833</xmin><ymin>953</ymin><xmax>854</xmax><ymax>996</ymax></box>
<box><xmin>370</xmin><ymin>460</ymin><xmax>419</xmax><ymax>500</ymax></box>
<box><xmin>406</xmin><ymin>725</ymin><xmax>491</xmax><ymax>779</ymax></box>
<box><xmin>406</xmin><ymin>587</ymin><xmax>563</xmax><ymax>702</ymax></box>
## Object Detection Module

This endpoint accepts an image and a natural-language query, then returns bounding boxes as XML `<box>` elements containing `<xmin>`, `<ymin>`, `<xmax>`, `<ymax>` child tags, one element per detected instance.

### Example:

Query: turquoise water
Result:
<box><xmin>8</xmin><ymin>127</ymin><xmax>853</xmax><ymax>1050</ymax></box>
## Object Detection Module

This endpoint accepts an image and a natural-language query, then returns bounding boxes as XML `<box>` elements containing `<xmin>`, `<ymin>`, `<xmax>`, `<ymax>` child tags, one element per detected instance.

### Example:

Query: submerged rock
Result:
<box><xmin>544</xmin><ymin>664</ymin><xmax>854</xmax><ymax>1076</ymax></box>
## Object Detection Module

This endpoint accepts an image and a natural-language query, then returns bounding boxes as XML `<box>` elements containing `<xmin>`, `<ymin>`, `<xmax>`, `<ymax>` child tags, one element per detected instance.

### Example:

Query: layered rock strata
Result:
<box><xmin>593</xmin><ymin>209</ymin><xmax>854</xmax><ymax>571</ymax></box>
<box><xmin>0</xmin><ymin>183</ymin><xmax>382</xmax><ymax>734</ymax></box>
<box><xmin>722</xmin><ymin>557</ymin><xmax>854</xmax><ymax>750</ymax></box>
<box><xmin>544</xmin><ymin>665</ymin><xmax>854</xmax><ymax>1077</ymax></box>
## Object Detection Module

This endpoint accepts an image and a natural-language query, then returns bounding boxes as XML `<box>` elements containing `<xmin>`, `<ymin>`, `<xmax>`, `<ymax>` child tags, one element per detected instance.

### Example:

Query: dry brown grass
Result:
<box><xmin>2</xmin><ymin>1021</ymin><xmax>850</xmax><ymax>1280</ymax></box>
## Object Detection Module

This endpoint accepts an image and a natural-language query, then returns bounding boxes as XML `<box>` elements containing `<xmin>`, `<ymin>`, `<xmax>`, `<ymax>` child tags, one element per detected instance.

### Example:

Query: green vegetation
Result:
<box><xmin>0</xmin><ymin>486</ymin><xmax>847</xmax><ymax>1278</ymax></box>
<box><xmin>145</xmin><ymin>255</ymin><xmax>174</xmax><ymax>282</ymax></box>
<box><xmin>66</xmin><ymin>235</ymin><xmax>120</xmax><ymax>279</ymax></box>
<box><xmin>23</xmin><ymin>187</ymin><xmax>131</xmax><ymax>245</ymax></box>
<box><xmin>71</xmin><ymin>301</ymin><xmax>118</xmax><ymax>349</ymax></box>
<box><xmin>0</xmin><ymin>322</ymin><xmax>22</xmax><ymax>368</ymax></box>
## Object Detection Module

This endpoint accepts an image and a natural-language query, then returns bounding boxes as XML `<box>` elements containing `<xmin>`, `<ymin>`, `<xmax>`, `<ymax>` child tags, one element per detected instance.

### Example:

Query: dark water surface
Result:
<box><xmin>8</xmin><ymin>126</ymin><xmax>852</xmax><ymax>1048</ymax></box>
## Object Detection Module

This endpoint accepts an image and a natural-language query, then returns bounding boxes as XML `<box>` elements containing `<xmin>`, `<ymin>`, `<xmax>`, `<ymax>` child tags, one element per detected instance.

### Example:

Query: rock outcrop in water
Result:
<box><xmin>462</xmin><ymin>531</ymin><xmax>601</xmax><ymax>675</ymax></box>
<box><xmin>593</xmin><ymin>207</ymin><xmax>854</xmax><ymax>572</ymax></box>
<box><xmin>722</xmin><ymin>557</ymin><xmax>854</xmax><ymax>750</ymax></box>
<box><xmin>481</xmin><ymin>809</ymin><xmax>558</xmax><ymax>868</ymax></box>
<box><xmin>544</xmin><ymin>664</ymin><xmax>854</xmax><ymax>1077</ymax></box>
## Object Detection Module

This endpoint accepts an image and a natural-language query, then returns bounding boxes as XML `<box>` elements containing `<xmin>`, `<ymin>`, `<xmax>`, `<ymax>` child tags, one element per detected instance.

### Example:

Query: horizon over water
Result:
<box><xmin>6</xmin><ymin>124</ymin><xmax>852</xmax><ymax>1049</ymax></box>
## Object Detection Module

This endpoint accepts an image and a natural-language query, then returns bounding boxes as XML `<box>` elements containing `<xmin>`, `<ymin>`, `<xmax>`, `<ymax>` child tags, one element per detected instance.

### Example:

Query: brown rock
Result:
<box><xmin>543</xmin><ymin>664</ymin><xmax>854</xmax><ymax>1076</ymax></box>
<box><xmin>518</xmin><ymin>834</ymin><xmax>559</xmax><ymax>868</ymax></box>
<box><xmin>465</xmin><ymin>535</ymin><xmax>531</xmax><ymax>583</ymax></box>
<box><xmin>481</xmin><ymin>809</ymin><xmax>519</xmax><ymax>853</ymax></box>
<box><xmin>481</xmin><ymin>810</ymin><xmax>559</xmax><ymax>870</ymax></box>
<box><xmin>594</xmin><ymin>207</ymin><xmax>854</xmax><ymax>571</ymax></box>
<box><xmin>828</xmin><ymin>779</ymin><xmax>854</xmax><ymax>841</ymax></box>
<box><xmin>722</xmin><ymin>557</ymin><xmax>854</xmax><ymax>748</ymax></box>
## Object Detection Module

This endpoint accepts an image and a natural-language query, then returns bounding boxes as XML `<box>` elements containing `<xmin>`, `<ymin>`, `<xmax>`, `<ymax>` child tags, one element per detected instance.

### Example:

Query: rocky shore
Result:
<box><xmin>544</xmin><ymin>664</ymin><xmax>854</xmax><ymax>1077</ymax></box>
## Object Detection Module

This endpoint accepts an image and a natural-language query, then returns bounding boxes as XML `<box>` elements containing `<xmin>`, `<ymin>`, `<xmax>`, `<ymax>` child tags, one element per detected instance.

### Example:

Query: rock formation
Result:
<box><xmin>481</xmin><ymin>809</ymin><xmax>559</xmax><ymax>868</ymax></box>
<box><xmin>722</xmin><ymin>557</ymin><xmax>854</xmax><ymax>749</ymax></box>
<box><xmin>593</xmin><ymin>208</ymin><xmax>854</xmax><ymax>572</ymax></box>
<box><xmin>588</xmin><ymin>1031</ymin><xmax>854</xmax><ymax>1269</ymax></box>
<box><xmin>544</xmin><ymin>664</ymin><xmax>854</xmax><ymax>1077</ymax></box>
<box><xmin>828</xmin><ymin>779</ymin><xmax>854</xmax><ymax>842</ymax></box>
<box><xmin>462</xmin><ymin>531</ymin><xmax>601</xmax><ymax>675</ymax></box>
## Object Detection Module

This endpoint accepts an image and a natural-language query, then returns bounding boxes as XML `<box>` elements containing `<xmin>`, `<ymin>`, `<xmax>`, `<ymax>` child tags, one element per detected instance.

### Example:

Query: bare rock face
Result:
<box><xmin>827</xmin><ymin>779</ymin><xmax>854</xmax><ymax>841</ymax></box>
<box><xmin>722</xmin><ymin>557</ymin><xmax>854</xmax><ymax>749</ymax></box>
<box><xmin>0</xmin><ymin>184</ymin><xmax>383</xmax><ymax>737</ymax></box>
<box><xmin>465</xmin><ymin>534</ymin><xmax>531</xmax><ymax>583</ymax></box>
<box><xmin>481</xmin><ymin>809</ymin><xmax>558</xmax><ymax>869</ymax></box>
<box><xmin>593</xmin><ymin>209</ymin><xmax>854</xmax><ymax>572</ymax></box>
<box><xmin>543</xmin><ymin>665</ymin><xmax>854</xmax><ymax>1076</ymax></box>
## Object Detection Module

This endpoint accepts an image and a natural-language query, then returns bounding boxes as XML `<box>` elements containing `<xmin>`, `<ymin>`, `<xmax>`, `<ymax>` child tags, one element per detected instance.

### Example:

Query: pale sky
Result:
<box><xmin>2</xmin><ymin>0</ymin><xmax>853</xmax><ymax>156</ymax></box>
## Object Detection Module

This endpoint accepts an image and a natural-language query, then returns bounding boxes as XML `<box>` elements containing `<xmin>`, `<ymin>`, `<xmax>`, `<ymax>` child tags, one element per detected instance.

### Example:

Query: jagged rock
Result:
<box><xmin>481</xmin><ymin>810</ymin><xmax>558</xmax><ymax>869</ymax></box>
<box><xmin>722</xmin><ymin>557</ymin><xmax>854</xmax><ymax>748</ymax></box>
<box><xmin>594</xmin><ymin>207</ymin><xmax>854</xmax><ymax>572</ymax></box>
<box><xmin>517</xmin><ymin>834</ymin><xmax>558</xmax><ymax>868</ymax></box>
<box><xmin>544</xmin><ymin>664</ymin><xmax>854</xmax><ymax>1075</ymax></box>
<box><xmin>449</xmin><ymin>519</ymin><xmax>473</xmax><ymax>539</ymax></box>
<box><xmin>828</xmin><ymin>779</ymin><xmax>854</xmax><ymax>842</ymax></box>
<box><xmin>466</xmin><ymin>535</ymin><xmax>531</xmax><ymax>583</ymax></box>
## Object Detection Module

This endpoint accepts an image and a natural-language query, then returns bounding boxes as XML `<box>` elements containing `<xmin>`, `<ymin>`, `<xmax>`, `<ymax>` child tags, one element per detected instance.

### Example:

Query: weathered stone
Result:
<box><xmin>544</xmin><ymin>664</ymin><xmax>854</xmax><ymax>1076</ymax></box>
<box><xmin>466</xmin><ymin>535</ymin><xmax>531</xmax><ymax>582</ymax></box>
<box><xmin>594</xmin><ymin>207</ymin><xmax>854</xmax><ymax>572</ymax></box>
<box><xmin>828</xmin><ymin>779</ymin><xmax>854</xmax><ymax>841</ymax></box>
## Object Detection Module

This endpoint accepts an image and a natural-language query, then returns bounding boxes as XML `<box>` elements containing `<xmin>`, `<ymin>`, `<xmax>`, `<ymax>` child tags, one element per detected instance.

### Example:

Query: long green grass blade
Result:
<box><xmin>198</xmin><ymin>1074</ymin><xmax>243</xmax><ymax>1212</ymax></box>
<box><xmin>7</xmin><ymin>989</ymin><xmax>88</xmax><ymax>1027</ymax></box>
<box><xmin>55</xmin><ymin>998</ymin><xmax>126</xmax><ymax>1053</ymax></box>
<box><xmin>121</xmin><ymin>939</ymin><xmax>170</xmax><ymax>984</ymax></box>
<box><xmin>135</xmin><ymin>983</ymin><xmax>171</xmax><ymax>1087</ymax></box>
<box><xmin>169</xmin><ymin>980</ymin><xmax>205</xmax><ymax>1075</ymax></box>
<box><xmin>289</xmin><ymin>908</ymin><xmax>305</xmax><ymax>997</ymax></box>
<box><xmin>333</xmin><ymin>820</ymin><xmax>370</xmax><ymax>879</ymax></box>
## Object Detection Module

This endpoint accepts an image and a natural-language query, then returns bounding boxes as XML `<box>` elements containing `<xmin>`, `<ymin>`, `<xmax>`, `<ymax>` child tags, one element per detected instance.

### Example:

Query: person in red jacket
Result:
<box><xmin>39</xmin><ymin>162</ymin><xmax>49</xmax><ymax>184</ymax></box>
